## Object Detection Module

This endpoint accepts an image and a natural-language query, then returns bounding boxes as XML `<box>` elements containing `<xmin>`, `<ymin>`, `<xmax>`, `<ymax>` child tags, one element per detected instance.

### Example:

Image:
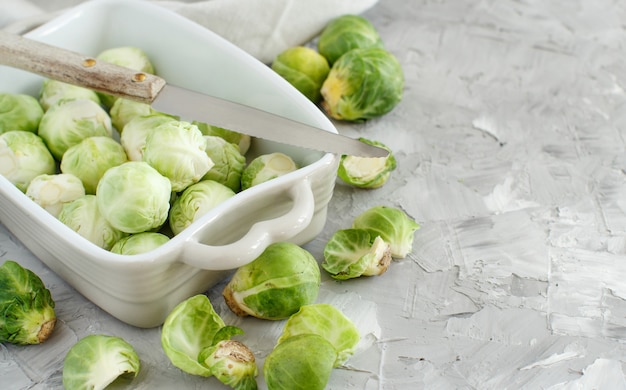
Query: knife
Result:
<box><xmin>0</xmin><ymin>30</ymin><xmax>388</xmax><ymax>158</ymax></box>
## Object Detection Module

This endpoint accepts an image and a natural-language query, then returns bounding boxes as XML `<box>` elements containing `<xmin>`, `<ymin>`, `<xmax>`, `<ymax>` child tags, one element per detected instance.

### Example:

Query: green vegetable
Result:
<box><xmin>96</xmin><ymin>161</ymin><xmax>172</xmax><ymax>234</ymax></box>
<box><xmin>37</xmin><ymin>98</ymin><xmax>112</xmax><ymax>160</ymax></box>
<box><xmin>161</xmin><ymin>294</ymin><xmax>258</xmax><ymax>389</ymax></box>
<box><xmin>58</xmin><ymin>195</ymin><xmax>127</xmax><ymax>250</ymax></box>
<box><xmin>202</xmin><ymin>135</ymin><xmax>246</xmax><ymax>192</ymax></box>
<box><xmin>169</xmin><ymin>179</ymin><xmax>236</xmax><ymax>235</ymax></box>
<box><xmin>120</xmin><ymin>114</ymin><xmax>177</xmax><ymax>161</ymax></box>
<box><xmin>0</xmin><ymin>260</ymin><xmax>56</xmax><ymax>345</ymax></box>
<box><xmin>321</xmin><ymin>47</ymin><xmax>404</xmax><ymax>121</ymax></box>
<box><xmin>110</xmin><ymin>232</ymin><xmax>170</xmax><ymax>255</ymax></box>
<box><xmin>62</xmin><ymin>334</ymin><xmax>140</xmax><ymax>390</ymax></box>
<box><xmin>194</xmin><ymin>121</ymin><xmax>251</xmax><ymax>155</ymax></box>
<box><xmin>25</xmin><ymin>173</ymin><xmax>86</xmax><ymax>217</ymax></box>
<box><xmin>271</xmin><ymin>46</ymin><xmax>330</xmax><ymax>103</ymax></box>
<box><xmin>0</xmin><ymin>130</ymin><xmax>56</xmax><ymax>192</ymax></box>
<box><xmin>60</xmin><ymin>136</ymin><xmax>128</xmax><ymax>194</ymax></box>
<box><xmin>322</xmin><ymin>229</ymin><xmax>392</xmax><ymax>279</ymax></box>
<box><xmin>240</xmin><ymin>152</ymin><xmax>297</xmax><ymax>191</ymax></box>
<box><xmin>263</xmin><ymin>334</ymin><xmax>336</xmax><ymax>390</ymax></box>
<box><xmin>222</xmin><ymin>242</ymin><xmax>320</xmax><ymax>320</ymax></box>
<box><xmin>142</xmin><ymin>120</ymin><xmax>213</xmax><ymax>192</ymax></box>
<box><xmin>317</xmin><ymin>14</ymin><xmax>384</xmax><ymax>65</ymax></box>
<box><xmin>352</xmin><ymin>206</ymin><xmax>420</xmax><ymax>258</ymax></box>
<box><xmin>38</xmin><ymin>79</ymin><xmax>101</xmax><ymax>111</ymax></box>
<box><xmin>109</xmin><ymin>97</ymin><xmax>155</xmax><ymax>132</ymax></box>
<box><xmin>338</xmin><ymin>138</ymin><xmax>396</xmax><ymax>188</ymax></box>
<box><xmin>277</xmin><ymin>304</ymin><xmax>360</xmax><ymax>367</ymax></box>
<box><xmin>0</xmin><ymin>93</ymin><xmax>44</xmax><ymax>134</ymax></box>
<box><xmin>96</xmin><ymin>46</ymin><xmax>155</xmax><ymax>108</ymax></box>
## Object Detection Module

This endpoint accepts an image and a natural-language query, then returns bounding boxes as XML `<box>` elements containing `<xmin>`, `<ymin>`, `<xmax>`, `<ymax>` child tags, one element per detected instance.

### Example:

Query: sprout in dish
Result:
<box><xmin>321</xmin><ymin>47</ymin><xmax>404</xmax><ymax>122</ymax></box>
<box><xmin>338</xmin><ymin>138</ymin><xmax>396</xmax><ymax>188</ymax></box>
<box><xmin>202</xmin><ymin>135</ymin><xmax>246</xmax><ymax>192</ymax></box>
<box><xmin>110</xmin><ymin>232</ymin><xmax>170</xmax><ymax>255</ymax></box>
<box><xmin>271</xmin><ymin>46</ymin><xmax>330</xmax><ymax>103</ymax></box>
<box><xmin>0</xmin><ymin>130</ymin><xmax>56</xmax><ymax>192</ymax></box>
<box><xmin>352</xmin><ymin>205</ymin><xmax>420</xmax><ymax>258</ymax></box>
<box><xmin>37</xmin><ymin>98</ymin><xmax>113</xmax><ymax>160</ymax></box>
<box><xmin>142</xmin><ymin>120</ymin><xmax>213</xmax><ymax>192</ymax></box>
<box><xmin>194</xmin><ymin>121</ymin><xmax>251</xmax><ymax>155</ymax></box>
<box><xmin>0</xmin><ymin>93</ymin><xmax>44</xmax><ymax>134</ymax></box>
<box><xmin>223</xmin><ymin>242</ymin><xmax>321</xmax><ymax>320</ymax></box>
<box><xmin>58</xmin><ymin>195</ymin><xmax>127</xmax><ymax>250</ymax></box>
<box><xmin>277</xmin><ymin>303</ymin><xmax>360</xmax><ymax>367</ymax></box>
<box><xmin>322</xmin><ymin>229</ymin><xmax>392</xmax><ymax>280</ymax></box>
<box><xmin>317</xmin><ymin>14</ymin><xmax>384</xmax><ymax>65</ymax></box>
<box><xmin>120</xmin><ymin>114</ymin><xmax>177</xmax><ymax>161</ymax></box>
<box><xmin>62</xmin><ymin>334</ymin><xmax>140</xmax><ymax>390</ymax></box>
<box><xmin>60</xmin><ymin>136</ymin><xmax>128</xmax><ymax>194</ymax></box>
<box><xmin>26</xmin><ymin>173</ymin><xmax>86</xmax><ymax>217</ymax></box>
<box><xmin>96</xmin><ymin>161</ymin><xmax>172</xmax><ymax>234</ymax></box>
<box><xmin>169</xmin><ymin>179</ymin><xmax>236</xmax><ymax>236</ymax></box>
<box><xmin>38</xmin><ymin>79</ymin><xmax>101</xmax><ymax>111</ymax></box>
<box><xmin>0</xmin><ymin>260</ymin><xmax>56</xmax><ymax>345</ymax></box>
<box><xmin>240</xmin><ymin>152</ymin><xmax>297</xmax><ymax>191</ymax></box>
<box><xmin>109</xmin><ymin>97</ymin><xmax>156</xmax><ymax>132</ymax></box>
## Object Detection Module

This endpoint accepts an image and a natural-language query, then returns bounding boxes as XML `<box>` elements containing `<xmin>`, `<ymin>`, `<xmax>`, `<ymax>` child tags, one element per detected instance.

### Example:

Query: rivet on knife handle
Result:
<box><xmin>0</xmin><ymin>29</ymin><xmax>165</xmax><ymax>104</ymax></box>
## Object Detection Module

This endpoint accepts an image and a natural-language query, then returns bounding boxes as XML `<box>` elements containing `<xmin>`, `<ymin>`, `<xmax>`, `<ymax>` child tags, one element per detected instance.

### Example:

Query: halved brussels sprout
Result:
<box><xmin>223</xmin><ymin>242</ymin><xmax>320</xmax><ymax>320</ymax></box>
<box><xmin>0</xmin><ymin>130</ymin><xmax>56</xmax><ymax>192</ymax></box>
<box><xmin>110</xmin><ymin>232</ymin><xmax>170</xmax><ymax>255</ymax></box>
<box><xmin>202</xmin><ymin>135</ymin><xmax>246</xmax><ymax>192</ymax></box>
<box><xmin>60</xmin><ymin>136</ymin><xmax>128</xmax><ymax>194</ymax></box>
<box><xmin>338</xmin><ymin>138</ymin><xmax>396</xmax><ymax>188</ymax></box>
<box><xmin>96</xmin><ymin>161</ymin><xmax>172</xmax><ymax>234</ymax></box>
<box><xmin>317</xmin><ymin>14</ymin><xmax>384</xmax><ymax>65</ymax></box>
<box><xmin>38</xmin><ymin>79</ymin><xmax>101</xmax><ymax>111</ymax></box>
<box><xmin>26</xmin><ymin>173</ymin><xmax>86</xmax><ymax>217</ymax></box>
<box><xmin>322</xmin><ymin>229</ymin><xmax>392</xmax><ymax>279</ymax></box>
<box><xmin>37</xmin><ymin>98</ymin><xmax>112</xmax><ymax>160</ymax></box>
<box><xmin>120</xmin><ymin>114</ymin><xmax>177</xmax><ymax>161</ymax></box>
<box><xmin>0</xmin><ymin>93</ymin><xmax>44</xmax><ymax>134</ymax></box>
<box><xmin>321</xmin><ymin>47</ymin><xmax>404</xmax><ymax>121</ymax></box>
<box><xmin>352</xmin><ymin>206</ymin><xmax>420</xmax><ymax>258</ymax></box>
<box><xmin>240</xmin><ymin>152</ymin><xmax>297</xmax><ymax>191</ymax></box>
<box><xmin>271</xmin><ymin>46</ymin><xmax>330</xmax><ymax>103</ymax></box>
<box><xmin>62</xmin><ymin>334</ymin><xmax>140</xmax><ymax>390</ymax></box>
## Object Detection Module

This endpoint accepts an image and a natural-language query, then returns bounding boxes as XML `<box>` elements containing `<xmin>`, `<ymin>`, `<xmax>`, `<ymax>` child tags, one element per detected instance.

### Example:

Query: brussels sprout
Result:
<box><xmin>169</xmin><ymin>179</ymin><xmax>236</xmax><ymax>235</ymax></box>
<box><xmin>271</xmin><ymin>46</ymin><xmax>330</xmax><ymax>102</ymax></box>
<box><xmin>202</xmin><ymin>135</ymin><xmax>246</xmax><ymax>192</ymax></box>
<box><xmin>322</xmin><ymin>229</ymin><xmax>391</xmax><ymax>280</ymax></box>
<box><xmin>26</xmin><ymin>173</ymin><xmax>86</xmax><ymax>217</ymax></box>
<box><xmin>223</xmin><ymin>242</ymin><xmax>320</xmax><ymax>320</ymax></box>
<box><xmin>60</xmin><ymin>136</ymin><xmax>128</xmax><ymax>194</ymax></box>
<box><xmin>240</xmin><ymin>152</ymin><xmax>297</xmax><ymax>191</ymax></box>
<box><xmin>58</xmin><ymin>195</ymin><xmax>127</xmax><ymax>250</ymax></box>
<box><xmin>110</xmin><ymin>232</ymin><xmax>170</xmax><ymax>255</ymax></box>
<box><xmin>0</xmin><ymin>260</ymin><xmax>56</xmax><ymax>345</ymax></box>
<box><xmin>278</xmin><ymin>304</ymin><xmax>360</xmax><ymax>367</ymax></box>
<box><xmin>142</xmin><ymin>120</ymin><xmax>213</xmax><ymax>192</ymax></box>
<box><xmin>352</xmin><ymin>206</ymin><xmax>420</xmax><ymax>258</ymax></box>
<box><xmin>317</xmin><ymin>14</ymin><xmax>384</xmax><ymax>65</ymax></box>
<box><xmin>264</xmin><ymin>334</ymin><xmax>336</xmax><ymax>390</ymax></box>
<box><xmin>96</xmin><ymin>161</ymin><xmax>172</xmax><ymax>234</ymax></box>
<box><xmin>338</xmin><ymin>138</ymin><xmax>396</xmax><ymax>188</ymax></box>
<box><xmin>0</xmin><ymin>93</ymin><xmax>44</xmax><ymax>134</ymax></box>
<box><xmin>194</xmin><ymin>121</ymin><xmax>251</xmax><ymax>155</ymax></box>
<box><xmin>161</xmin><ymin>294</ymin><xmax>258</xmax><ymax>389</ymax></box>
<box><xmin>62</xmin><ymin>334</ymin><xmax>140</xmax><ymax>390</ymax></box>
<box><xmin>109</xmin><ymin>97</ymin><xmax>155</xmax><ymax>132</ymax></box>
<box><xmin>96</xmin><ymin>46</ymin><xmax>155</xmax><ymax>108</ymax></box>
<box><xmin>120</xmin><ymin>114</ymin><xmax>177</xmax><ymax>161</ymax></box>
<box><xmin>37</xmin><ymin>98</ymin><xmax>113</xmax><ymax>160</ymax></box>
<box><xmin>0</xmin><ymin>130</ymin><xmax>56</xmax><ymax>192</ymax></box>
<box><xmin>321</xmin><ymin>47</ymin><xmax>404</xmax><ymax>121</ymax></box>
<box><xmin>38</xmin><ymin>79</ymin><xmax>101</xmax><ymax>111</ymax></box>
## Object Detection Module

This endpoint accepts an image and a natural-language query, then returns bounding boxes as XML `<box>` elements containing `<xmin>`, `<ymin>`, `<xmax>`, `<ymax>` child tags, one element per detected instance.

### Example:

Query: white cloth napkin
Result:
<box><xmin>1</xmin><ymin>0</ymin><xmax>379</xmax><ymax>63</ymax></box>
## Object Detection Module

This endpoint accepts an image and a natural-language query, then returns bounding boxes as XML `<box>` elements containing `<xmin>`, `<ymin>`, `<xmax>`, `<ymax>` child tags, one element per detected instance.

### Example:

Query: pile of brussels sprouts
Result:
<box><xmin>0</xmin><ymin>46</ymin><xmax>301</xmax><ymax>253</ymax></box>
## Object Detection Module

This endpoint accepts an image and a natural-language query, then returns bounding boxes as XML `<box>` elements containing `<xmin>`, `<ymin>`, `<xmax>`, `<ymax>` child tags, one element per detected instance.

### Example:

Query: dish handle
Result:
<box><xmin>180</xmin><ymin>179</ymin><xmax>315</xmax><ymax>271</ymax></box>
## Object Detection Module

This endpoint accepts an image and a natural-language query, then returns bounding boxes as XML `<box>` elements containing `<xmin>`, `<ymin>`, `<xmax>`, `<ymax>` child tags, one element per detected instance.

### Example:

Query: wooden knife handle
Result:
<box><xmin>0</xmin><ymin>30</ymin><xmax>165</xmax><ymax>104</ymax></box>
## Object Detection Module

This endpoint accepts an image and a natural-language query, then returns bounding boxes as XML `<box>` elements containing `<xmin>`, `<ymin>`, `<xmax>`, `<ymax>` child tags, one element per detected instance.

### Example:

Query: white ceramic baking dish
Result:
<box><xmin>0</xmin><ymin>0</ymin><xmax>338</xmax><ymax>327</ymax></box>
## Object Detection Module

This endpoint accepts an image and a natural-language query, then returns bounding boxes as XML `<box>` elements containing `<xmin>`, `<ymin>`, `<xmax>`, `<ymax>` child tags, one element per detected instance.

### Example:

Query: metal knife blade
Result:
<box><xmin>0</xmin><ymin>30</ymin><xmax>388</xmax><ymax>158</ymax></box>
